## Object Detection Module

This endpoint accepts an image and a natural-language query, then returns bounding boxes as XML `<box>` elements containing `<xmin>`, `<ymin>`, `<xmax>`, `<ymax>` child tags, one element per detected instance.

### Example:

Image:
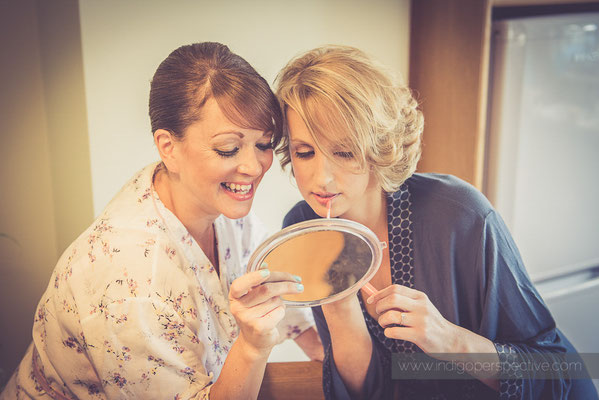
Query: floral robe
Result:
<box><xmin>1</xmin><ymin>162</ymin><xmax>314</xmax><ymax>399</ymax></box>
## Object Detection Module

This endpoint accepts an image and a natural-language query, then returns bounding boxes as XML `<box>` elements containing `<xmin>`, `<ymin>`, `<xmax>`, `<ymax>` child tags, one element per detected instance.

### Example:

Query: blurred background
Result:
<box><xmin>1</xmin><ymin>0</ymin><xmax>598</xmax><ymax>391</ymax></box>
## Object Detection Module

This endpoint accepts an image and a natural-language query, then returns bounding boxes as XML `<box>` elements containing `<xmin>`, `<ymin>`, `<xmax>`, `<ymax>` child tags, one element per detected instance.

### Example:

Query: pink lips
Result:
<box><xmin>313</xmin><ymin>192</ymin><xmax>339</xmax><ymax>206</ymax></box>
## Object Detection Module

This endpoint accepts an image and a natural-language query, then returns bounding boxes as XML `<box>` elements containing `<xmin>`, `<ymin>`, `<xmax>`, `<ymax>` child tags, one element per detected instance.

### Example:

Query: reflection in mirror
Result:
<box><xmin>263</xmin><ymin>230</ymin><xmax>373</xmax><ymax>303</ymax></box>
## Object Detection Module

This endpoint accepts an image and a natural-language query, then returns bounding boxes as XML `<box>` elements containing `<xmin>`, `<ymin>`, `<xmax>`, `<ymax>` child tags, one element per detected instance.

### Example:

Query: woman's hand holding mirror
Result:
<box><xmin>228</xmin><ymin>269</ymin><xmax>304</xmax><ymax>357</ymax></box>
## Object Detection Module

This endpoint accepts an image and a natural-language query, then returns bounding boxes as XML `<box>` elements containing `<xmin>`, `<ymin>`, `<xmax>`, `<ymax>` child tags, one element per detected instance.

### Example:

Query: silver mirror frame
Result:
<box><xmin>247</xmin><ymin>218</ymin><xmax>385</xmax><ymax>307</ymax></box>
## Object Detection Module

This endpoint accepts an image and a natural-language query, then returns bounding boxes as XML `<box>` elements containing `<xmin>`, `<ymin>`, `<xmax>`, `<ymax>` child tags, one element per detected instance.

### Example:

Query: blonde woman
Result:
<box><xmin>275</xmin><ymin>45</ymin><xmax>596</xmax><ymax>400</ymax></box>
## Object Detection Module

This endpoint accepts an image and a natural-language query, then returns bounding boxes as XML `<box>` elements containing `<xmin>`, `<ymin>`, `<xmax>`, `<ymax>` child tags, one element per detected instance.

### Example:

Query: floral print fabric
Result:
<box><xmin>2</xmin><ymin>162</ymin><xmax>314</xmax><ymax>399</ymax></box>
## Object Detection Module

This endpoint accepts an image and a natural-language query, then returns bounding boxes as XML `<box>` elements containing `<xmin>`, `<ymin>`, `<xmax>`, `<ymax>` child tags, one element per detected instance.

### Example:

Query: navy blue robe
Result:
<box><xmin>283</xmin><ymin>173</ymin><xmax>597</xmax><ymax>400</ymax></box>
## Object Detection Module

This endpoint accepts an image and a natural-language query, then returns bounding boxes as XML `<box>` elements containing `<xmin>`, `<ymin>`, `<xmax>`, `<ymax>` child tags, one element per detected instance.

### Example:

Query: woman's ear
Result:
<box><xmin>154</xmin><ymin>129</ymin><xmax>180</xmax><ymax>173</ymax></box>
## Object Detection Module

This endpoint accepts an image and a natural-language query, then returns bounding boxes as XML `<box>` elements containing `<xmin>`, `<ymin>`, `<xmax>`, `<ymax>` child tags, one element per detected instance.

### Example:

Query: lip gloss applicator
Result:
<box><xmin>363</xmin><ymin>282</ymin><xmax>378</xmax><ymax>297</ymax></box>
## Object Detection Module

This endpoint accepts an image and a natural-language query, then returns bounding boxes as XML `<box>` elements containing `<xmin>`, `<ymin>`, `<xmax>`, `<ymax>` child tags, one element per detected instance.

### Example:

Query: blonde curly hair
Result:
<box><xmin>275</xmin><ymin>45</ymin><xmax>423</xmax><ymax>192</ymax></box>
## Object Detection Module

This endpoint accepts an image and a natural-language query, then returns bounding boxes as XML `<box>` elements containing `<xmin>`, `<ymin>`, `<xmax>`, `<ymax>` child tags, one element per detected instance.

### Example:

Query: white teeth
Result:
<box><xmin>224</xmin><ymin>183</ymin><xmax>251</xmax><ymax>194</ymax></box>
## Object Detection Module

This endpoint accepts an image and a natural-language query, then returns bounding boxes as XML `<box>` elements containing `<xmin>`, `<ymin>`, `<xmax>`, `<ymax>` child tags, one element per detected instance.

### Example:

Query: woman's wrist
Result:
<box><xmin>438</xmin><ymin>323</ymin><xmax>500</xmax><ymax>383</ymax></box>
<box><xmin>450</xmin><ymin>323</ymin><xmax>497</xmax><ymax>355</ymax></box>
<box><xmin>234</xmin><ymin>333</ymin><xmax>273</xmax><ymax>363</ymax></box>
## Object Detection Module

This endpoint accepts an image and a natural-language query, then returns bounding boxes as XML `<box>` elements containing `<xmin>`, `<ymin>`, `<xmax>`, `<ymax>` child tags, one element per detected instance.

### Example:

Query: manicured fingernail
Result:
<box><xmin>293</xmin><ymin>275</ymin><xmax>302</xmax><ymax>282</ymax></box>
<box><xmin>296</xmin><ymin>283</ymin><xmax>304</xmax><ymax>292</ymax></box>
<box><xmin>260</xmin><ymin>269</ymin><xmax>270</xmax><ymax>277</ymax></box>
<box><xmin>367</xmin><ymin>296</ymin><xmax>374</xmax><ymax>304</ymax></box>
<box><xmin>260</xmin><ymin>262</ymin><xmax>268</xmax><ymax>269</ymax></box>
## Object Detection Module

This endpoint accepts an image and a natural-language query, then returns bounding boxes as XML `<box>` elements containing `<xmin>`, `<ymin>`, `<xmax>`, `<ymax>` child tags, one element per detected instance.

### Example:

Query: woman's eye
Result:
<box><xmin>334</xmin><ymin>151</ymin><xmax>354</xmax><ymax>159</ymax></box>
<box><xmin>256</xmin><ymin>142</ymin><xmax>272</xmax><ymax>151</ymax></box>
<box><xmin>294</xmin><ymin>150</ymin><xmax>315</xmax><ymax>159</ymax></box>
<box><xmin>214</xmin><ymin>148</ymin><xmax>239</xmax><ymax>158</ymax></box>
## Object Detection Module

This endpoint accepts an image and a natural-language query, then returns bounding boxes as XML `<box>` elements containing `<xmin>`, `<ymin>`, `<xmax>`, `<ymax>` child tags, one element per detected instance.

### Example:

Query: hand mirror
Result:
<box><xmin>247</xmin><ymin>218</ymin><xmax>385</xmax><ymax>307</ymax></box>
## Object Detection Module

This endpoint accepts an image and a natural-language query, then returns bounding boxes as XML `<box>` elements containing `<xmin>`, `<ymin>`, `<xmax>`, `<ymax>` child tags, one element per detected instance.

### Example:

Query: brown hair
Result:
<box><xmin>149</xmin><ymin>42</ymin><xmax>282</xmax><ymax>145</ymax></box>
<box><xmin>275</xmin><ymin>45</ymin><xmax>423</xmax><ymax>192</ymax></box>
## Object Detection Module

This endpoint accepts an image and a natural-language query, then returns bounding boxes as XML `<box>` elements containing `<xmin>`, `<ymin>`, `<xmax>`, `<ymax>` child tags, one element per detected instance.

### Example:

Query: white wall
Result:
<box><xmin>78</xmin><ymin>0</ymin><xmax>411</xmax><ymax>234</ymax></box>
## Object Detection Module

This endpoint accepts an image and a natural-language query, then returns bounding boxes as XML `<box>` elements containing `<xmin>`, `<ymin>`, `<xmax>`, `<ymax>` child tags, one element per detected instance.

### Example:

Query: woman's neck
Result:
<box><xmin>153</xmin><ymin>167</ymin><xmax>219</xmax><ymax>269</ymax></box>
<box><xmin>340</xmin><ymin>186</ymin><xmax>388</xmax><ymax>235</ymax></box>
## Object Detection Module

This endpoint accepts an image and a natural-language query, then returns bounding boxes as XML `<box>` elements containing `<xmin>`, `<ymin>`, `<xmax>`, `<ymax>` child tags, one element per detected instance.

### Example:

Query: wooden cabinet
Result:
<box><xmin>409</xmin><ymin>0</ymin><xmax>599</xmax><ymax>190</ymax></box>
<box><xmin>409</xmin><ymin>0</ymin><xmax>492</xmax><ymax>189</ymax></box>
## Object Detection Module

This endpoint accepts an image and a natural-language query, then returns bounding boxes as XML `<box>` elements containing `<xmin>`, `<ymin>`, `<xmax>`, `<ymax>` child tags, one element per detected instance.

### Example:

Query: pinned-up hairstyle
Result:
<box><xmin>149</xmin><ymin>42</ymin><xmax>282</xmax><ymax>146</ymax></box>
<box><xmin>275</xmin><ymin>45</ymin><xmax>423</xmax><ymax>192</ymax></box>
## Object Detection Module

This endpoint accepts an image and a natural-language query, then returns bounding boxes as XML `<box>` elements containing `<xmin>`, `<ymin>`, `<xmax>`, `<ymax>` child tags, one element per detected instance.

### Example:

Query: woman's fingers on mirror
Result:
<box><xmin>251</xmin><ymin>301</ymin><xmax>287</xmax><ymax>330</ymax></box>
<box><xmin>229</xmin><ymin>269</ymin><xmax>271</xmax><ymax>299</ymax></box>
<box><xmin>234</xmin><ymin>297</ymin><xmax>286</xmax><ymax>351</ymax></box>
<box><xmin>230</xmin><ymin>270</ymin><xmax>301</xmax><ymax>301</ymax></box>
<box><xmin>231</xmin><ymin>295</ymin><xmax>285</xmax><ymax>329</ymax></box>
<box><xmin>241</xmin><ymin>295</ymin><xmax>286</xmax><ymax>323</ymax></box>
<box><xmin>366</xmin><ymin>284</ymin><xmax>421</xmax><ymax>305</ymax></box>
<box><xmin>264</xmin><ymin>270</ymin><xmax>302</xmax><ymax>284</ymax></box>
<box><xmin>240</xmin><ymin>280</ymin><xmax>304</xmax><ymax>308</ymax></box>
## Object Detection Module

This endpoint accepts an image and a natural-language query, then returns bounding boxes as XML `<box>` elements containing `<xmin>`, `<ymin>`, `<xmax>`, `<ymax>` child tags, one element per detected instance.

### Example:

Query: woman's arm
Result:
<box><xmin>210</xmin><ymin>269</ymin><xmax>305</xmax><ymax>399</ymax></box>
<box><xmin>320</xmin><ymin>294</ymin><xmax>373</xmax><ymax>397</ymax></box>
<box><xmin>281</xmin><ymin>203</ymin><xmax>381</xmax><ymax>397</ymax></box>
<box><xmin>293</xmin><ymin>326</ymin><xmax>324</xmax><ymax>361</ymax></box>
<box><xmin>474</xmin><ymin>210</ymin><xmax>594</xmax><ymax>398</ymax></box>
<box><xmin>208</xmin><ymin>333</ymin><xmax>272</xmax><ymax>399</ymax></box>
<box><xmin>369</xmin><ymin>284</ymin><xmax>500</xmax><ymax>390</ymax></box>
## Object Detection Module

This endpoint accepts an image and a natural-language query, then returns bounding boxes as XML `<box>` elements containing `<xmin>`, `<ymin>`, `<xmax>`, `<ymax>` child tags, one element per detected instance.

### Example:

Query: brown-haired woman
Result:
<box><xmin>1</xmin><ymin>42</ymin><xmax>321</xmax><ymax>400</ymax></box>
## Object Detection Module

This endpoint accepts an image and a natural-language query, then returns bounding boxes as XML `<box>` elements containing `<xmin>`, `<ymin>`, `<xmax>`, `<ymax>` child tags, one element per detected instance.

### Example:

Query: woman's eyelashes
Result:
<box><xmin>256</xmin><ymin>142</ymin><xmax>273</xmax><ymax>151</ymax></box>
<box><xmin>214</xmin><ymin>147</ymin><xmax>239</xmax><ymax>158</ymax></box>
<box><xmin>334</xmin><ymin>151</ymin><xmax>354</xmax><ymax>159</ymax></box>
<box><xmin>294</xmin><ymin>150</ymin><xmax>315</xmax><ymax>159</ymax></box>
<box><xmin>214</xmin><ymin>142</ymin><xmax>272</xmax><ymax>158</ymax></box>
<box><xmin>293</xmin><ymin>150</ymin><xmax>354</xmax><ymax>160</ymax></box>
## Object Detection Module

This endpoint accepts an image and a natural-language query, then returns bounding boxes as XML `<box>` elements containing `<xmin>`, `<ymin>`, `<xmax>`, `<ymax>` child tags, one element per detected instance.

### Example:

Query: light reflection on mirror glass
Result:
<box><xmin>263</xmin><ymin>230</ymin><xmax>373</xmax><ymax>302</ymax></box>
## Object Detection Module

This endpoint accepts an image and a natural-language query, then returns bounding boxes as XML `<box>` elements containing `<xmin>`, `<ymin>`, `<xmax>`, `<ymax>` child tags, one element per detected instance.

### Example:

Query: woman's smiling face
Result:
<box><xmin>286</xmin><ymin>108</ymin><xmax>379</xmax><ymax>220</ymax></box>
<box><xmin>171</xmin><ymin>98</ymin><xmax>274</xmax><ymax>220</ymax></box>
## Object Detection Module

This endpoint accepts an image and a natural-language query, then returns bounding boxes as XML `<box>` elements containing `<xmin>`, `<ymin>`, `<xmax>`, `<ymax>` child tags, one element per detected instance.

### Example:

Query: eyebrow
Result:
<box><xmin>212</xmin><ymin>131</ymin><xmax>244</xmax><ymax>139</ymax></box>
<box><xmin>212</xmin><ymin>131</ymin><xmax>272</xmax><ymax>139</ymax></box>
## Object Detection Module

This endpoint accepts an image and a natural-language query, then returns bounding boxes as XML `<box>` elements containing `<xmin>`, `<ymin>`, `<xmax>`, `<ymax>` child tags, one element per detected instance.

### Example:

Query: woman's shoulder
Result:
<box><xmin>101</xmin><ymin>162</ymin><xmax>161</xmax><ymax>218</ymax></box>
<box><xmin>283</xmin><ymin>201</ymin><xmax>320</xmax><ymax>228</ymax></box>
<box><xmin>405</xmin><ymin>173</ymin><xmax>494</xmax><ymax>220</ymax></box>
<box><xmin>57</xmin><ymin>214</ymin><xmax>172</xmax><ymax>277</ymax></box>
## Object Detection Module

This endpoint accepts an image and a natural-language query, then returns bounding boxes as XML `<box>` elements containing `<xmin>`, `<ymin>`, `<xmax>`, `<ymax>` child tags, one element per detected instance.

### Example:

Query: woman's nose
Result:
<box><xmin>314</xmin><ymin>154</ymin><xmax>334</xmax><ymax>187</ymax></box>
<box><xmin>237</xmin><ymin>148</ymin><xmax>263</xmax><ymax>177</ymax></box>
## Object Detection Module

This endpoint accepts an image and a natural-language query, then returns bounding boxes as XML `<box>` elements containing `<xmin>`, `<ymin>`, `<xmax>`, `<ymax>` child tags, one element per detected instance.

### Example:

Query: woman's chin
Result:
<box><xmin>221</xmin><ymin>204</ymin><xmax>253</xmax><ymax>220</ymax></box>
<box><xmin>306</xmin><ymin>201</ymin><xmax>330</xmax><ymax>219</ymax></box>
